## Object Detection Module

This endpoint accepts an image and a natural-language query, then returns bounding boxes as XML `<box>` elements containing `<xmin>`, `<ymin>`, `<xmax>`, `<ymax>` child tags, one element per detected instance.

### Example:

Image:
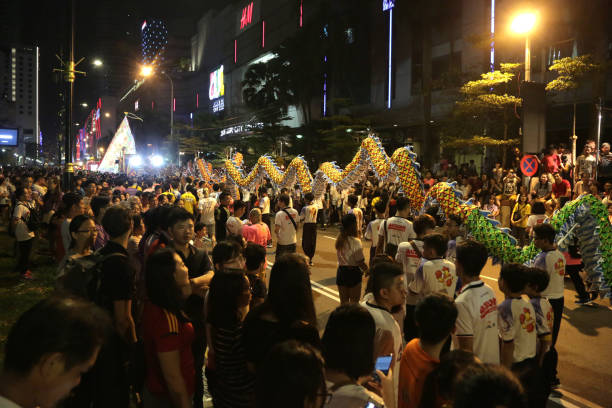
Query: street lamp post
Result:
<box><xmin>141</xmin><ymin>66</ymin><xmax>176</xmax><ymax>164</ymax></box>
<box><xmin>511</xmin><ymin>11</ymin><xmax>537</xmax><ymax>82</ymax></box>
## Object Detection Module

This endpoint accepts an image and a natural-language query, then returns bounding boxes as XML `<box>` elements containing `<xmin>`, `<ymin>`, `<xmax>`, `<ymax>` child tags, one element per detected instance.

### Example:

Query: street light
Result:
<box><xmin>81</xmin><ymin>102</ymin><xmax>88</xmax><ymax>108</ymax></box>
<box><xmin>140</xmin><ymin>65</ymin><xmax>175</xmax><ymax>163</ymax></box>
<box><xmin>511</xmin><ymin>11</ymin><xmax>537</xmax><ymax>82</ymax></box>
<box><xmin>140</xmin><ymin>65</ymin><xmax>153</xmax><ymax>77</ymax></box>
<box><xmin>93</xmin><ymin>59</ymin><xmax>103</xmax><ymax>67</ymax></box>
<box><xmin>104</xmin><ymin>112</ymin><xmax>111</xmax><ymax>118</ymax></box>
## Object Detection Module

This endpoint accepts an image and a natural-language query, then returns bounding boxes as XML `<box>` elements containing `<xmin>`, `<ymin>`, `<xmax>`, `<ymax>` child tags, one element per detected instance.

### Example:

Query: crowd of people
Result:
<box><xmin>0</xmin><ymin>139</ymin><xmax>609</xmax><ymax>408</ymax></box>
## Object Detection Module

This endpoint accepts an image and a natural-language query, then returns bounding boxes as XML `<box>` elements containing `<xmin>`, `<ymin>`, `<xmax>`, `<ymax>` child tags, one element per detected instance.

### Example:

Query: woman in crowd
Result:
<box><xmin>511</xmin><ymin>194</ymin><xmax>531</xmax><ymax>247</ymax></box>
<box><xmin>206</xmin><ymin>271</ymin><xmax>255</xmax><ymax>408</ymax></box>
<box><xmin>335</xmin><ymin>213</ymin><xmax>368</xmax><ymax>304</ymax></box>
<box><xmin>57</xmin><ymin>214</ymin><xmax>98</xmax><ymax>277</ymax></box>
<box><xmin>142</xmin><ymin>248</ymin><xmax>195</xmax><ymax>408</ymax></box>
<box><xmin>526</xmin><ymin>200</ymin><xmax>547</xmax><ymax>238</ymax></box>
<box><xmin>256</xmin><ymin>340</ymin><xmax>327</xmax><ymax>408</ymax></box>
<box><xmin>243</xmin><ymin>254</ymin><xmax>320</xmax><ymax>372</ymax></box>
<box><xmin>322</xmin><ymin>304</ymin><xmax>394</xmax><ymax>408</ymax></box>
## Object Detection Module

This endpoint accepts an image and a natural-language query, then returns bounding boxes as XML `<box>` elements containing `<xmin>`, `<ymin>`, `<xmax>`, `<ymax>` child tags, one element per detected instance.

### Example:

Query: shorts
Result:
<box><xmin>336</xmin><ymin>265</ymin><xmax>362</xmax><ymax>287</ymax></box>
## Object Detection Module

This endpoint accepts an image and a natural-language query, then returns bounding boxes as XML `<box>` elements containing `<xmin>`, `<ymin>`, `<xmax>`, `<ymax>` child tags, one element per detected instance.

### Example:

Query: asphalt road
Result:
<box><xmin>265</xmin><ymin>224</ymin><xmax>612</xmax><ymax>408</ymax></box>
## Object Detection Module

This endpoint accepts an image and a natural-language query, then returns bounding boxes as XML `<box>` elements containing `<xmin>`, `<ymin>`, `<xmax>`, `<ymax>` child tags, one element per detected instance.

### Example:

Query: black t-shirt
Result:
<box><xmin>242</xmin><ymin>304</ymin><xmax>321</xmax><ymax>370</ymax></box>
<box><xmin>178</xmin><ymin>244</ymin><xmax>213</xmax><ymax>331</ymax></box>
<box><xmin>98</xmin><ymin>241</ymin><xmax>134</xmax><ymax>313</ymax></box>
<box><xmin>215</xmin><ymin>205</ymin><xmax>230</xmax><ymax>241</ymax></box>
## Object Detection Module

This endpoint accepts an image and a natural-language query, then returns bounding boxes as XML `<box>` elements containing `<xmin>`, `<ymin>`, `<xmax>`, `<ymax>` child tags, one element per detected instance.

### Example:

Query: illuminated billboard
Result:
<box><xmin>209</xmin><ymin>66</ymin><xmax>224</xmax><ymax>100</ymax></box>
<box><xmin>236</xmin><ymin>1</ymin><xmax>260</xmax><ymax>33</ymax></box>
<box><xmin>0</xmin><ymin>128</ymin><xmax>18</xmax><ymax>146</ymax></box>
<box><xmin>382</xmin><ymin>0</ymin><xmax>395</xmax><ymax>11</ymax></box>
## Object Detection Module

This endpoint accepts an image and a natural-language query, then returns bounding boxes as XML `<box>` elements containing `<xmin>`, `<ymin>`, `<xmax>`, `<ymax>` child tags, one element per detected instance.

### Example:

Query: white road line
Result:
<box><xmin>311</xmin><ymin>280</ymin><xmax>340</xmax><ymax>296</ymax></box>
<box><xmin>554</xmin><ymin>389</ymin><xmax>606</xmax><ymax>408</ymax></box>
<box><xmin>322</xmin><ymin>235</ymin><xmax>337</xmax><ymax>240</ymax></box>
<box><xmin>312</xmin><ymin>285</ymin><xmax>340</xmax><ymax>302</ymax></box>
<box><xmin>548</xmin><ymin>396</ymin><xmax>583</xmax><ymax>408</ymax></box>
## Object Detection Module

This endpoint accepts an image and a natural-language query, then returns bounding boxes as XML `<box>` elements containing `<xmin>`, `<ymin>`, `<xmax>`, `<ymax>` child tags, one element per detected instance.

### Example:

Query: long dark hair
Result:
<box><xmin>266</xmin><ymin>254</ymin><xmax>317</xmax><ymax>328</ymax></box>
<box><xmin>145</xmin><ymin>248</ymin><xmax>187</xmax><ymax>321</ymax></box>
<box><xmin>335</xmin><ymin>213</ymin><xmax>357</xmax><ymax>251</ymax></box>
<box><xmin>207</xmin><ymin>272</ymin><xmax>250</xmax><ymax>329</ymax></box>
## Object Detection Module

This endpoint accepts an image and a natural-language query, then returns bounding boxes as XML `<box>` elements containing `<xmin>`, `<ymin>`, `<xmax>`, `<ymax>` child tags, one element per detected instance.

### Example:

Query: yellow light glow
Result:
<box><xmin>104</xmin><ymin>112</ymin><xmax>111</xmax><ymax>118</ymax></box>
<box><xmin>511</xmin><ymin>12</ymin><xmax>537</xmax><ymax>34</ymax></box>
<box><xmin>140</xmin><ymin>65</ymin><xmax>153</xmax><ymax>77</ymax></box>
<box><xmin>93</xmin><ymin>59</ymin><xmax>103</xmax><ymax>67</ymax></box>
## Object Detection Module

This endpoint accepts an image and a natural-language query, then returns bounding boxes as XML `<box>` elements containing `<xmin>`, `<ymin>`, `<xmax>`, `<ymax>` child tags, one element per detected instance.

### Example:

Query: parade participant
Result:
<box><xmin>226</xmin><ymin>200</ymin><xmax>246</xmax><ymax>242</ymax></box>
<box><xmin>362</xmin><ymin>261</ymin><xmax>406</xmax><ymax>403</ymax></box>
<box><xmin>453</xmin><ymin>240</ymin><xmax>500</xmax><ymax>364</ymax></box>
<box><xmin>274</xmin><ymin>194</ymin><xmax>299</xmax><ymax>257</ymax></box>
<box><xmin>0</xmin><ymin>297</ymin><xmax>110</xmax><ymax>408</ymax></box>
<box><xmin>257</xmin><ymin>187</ymin><xmax>272</xmax><ymax>239</ymax></box>
<box><xmin>524</xmin><ymin>268</ymin><xmax>553</xmax><ymax>369</ymax></box>
<box><xmin>396</xmin><ymin>214</ymin><xmax>436</xmax><ymax>342</ymax></box>
<box><xmin>336</xmin><ymin>214</ymin><xmax>368</xmax><ymax>304</ymax></box>
<box><xmin>364</xmin><ymin>200</ymin><xmax>386</xmax><ymax>267</ymax></box>
<box><xmin>377</xmin><ymin>197</ymin><xmax>415</xmax><ymax>258</ymax></box>
<box><xmin>300</xmin><ymin>192</ymin><xmax>318</xmax><ymax>266</ymax></box>
<box><xmin>408</xmin><ymin>233</ymin><xmax>457</xmax><ymax>300</ymax></box>
<box><xmin>398</xmin><ymin>294</ymin><xmax>457</xmax><ymax>408</ymax></box>
<box><xmin>526</xmin><ymin>201</ymin><xmax>547</xmax><ymax>238</ymax></box>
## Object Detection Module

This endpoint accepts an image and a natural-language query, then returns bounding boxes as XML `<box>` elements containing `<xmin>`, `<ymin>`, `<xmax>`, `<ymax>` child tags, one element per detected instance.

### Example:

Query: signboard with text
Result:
<box><xmin>236</xmin><ymin>1</ymin><xmax>261</xmax><ymax>34</ymax></box>
<box><xmin>383</xmin><ymin>0</ymin><xmax>395</xmax><ymax>11</ymax></box>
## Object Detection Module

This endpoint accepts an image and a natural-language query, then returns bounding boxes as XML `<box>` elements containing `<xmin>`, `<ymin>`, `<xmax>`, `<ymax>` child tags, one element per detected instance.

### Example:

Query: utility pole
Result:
<box><xmin>54</xmin><ymin>0</ymin><xmax>85</xmax><ymax>190</ymax></box>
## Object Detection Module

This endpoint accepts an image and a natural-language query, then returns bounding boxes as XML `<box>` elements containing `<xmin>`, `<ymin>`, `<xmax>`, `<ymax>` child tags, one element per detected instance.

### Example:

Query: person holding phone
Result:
<box><xmin>322</xmin><ymin>304</ymin><xmax>394</xmax><ymax>408</ymax></box>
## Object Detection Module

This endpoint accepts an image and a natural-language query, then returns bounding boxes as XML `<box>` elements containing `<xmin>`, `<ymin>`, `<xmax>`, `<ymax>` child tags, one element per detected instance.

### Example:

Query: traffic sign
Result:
<box><xmin>520</xmin><ymin>155</ymin><xmax>539</xmax><ymax>177</ymax></box>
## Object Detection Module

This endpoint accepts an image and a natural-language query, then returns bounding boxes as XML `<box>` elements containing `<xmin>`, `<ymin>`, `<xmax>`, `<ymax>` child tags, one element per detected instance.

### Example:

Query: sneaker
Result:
<box><xmin>574</xmin><ymin>297</ymin><xmax>591</xmax><ymax>305</ymax></box>
<box><xmin>20</xmin><ymin>270</ymin><xmax>34</xmax><ymax>281</ymax></box>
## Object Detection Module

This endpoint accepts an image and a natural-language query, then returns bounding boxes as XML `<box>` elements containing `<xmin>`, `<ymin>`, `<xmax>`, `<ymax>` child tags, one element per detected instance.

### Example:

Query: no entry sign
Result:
<box><xmin>520</xmin><ymin>155</ymin><xmax>539</xmax><ymax>177</ymax></box>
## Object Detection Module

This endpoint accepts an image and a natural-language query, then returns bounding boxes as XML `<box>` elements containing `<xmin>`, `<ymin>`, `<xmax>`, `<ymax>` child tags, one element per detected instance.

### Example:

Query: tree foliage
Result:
<box><xmin>545</xmin><ymin>55</ymin><xmax>599</xmax><ymax>93</ymax></box>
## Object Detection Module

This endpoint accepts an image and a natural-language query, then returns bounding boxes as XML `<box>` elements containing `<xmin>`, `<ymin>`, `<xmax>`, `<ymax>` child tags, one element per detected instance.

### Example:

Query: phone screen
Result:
<box><xmin>375</xmin><ymin>355</ymin><xmax>392</xmax><ymax>375</ymax></box>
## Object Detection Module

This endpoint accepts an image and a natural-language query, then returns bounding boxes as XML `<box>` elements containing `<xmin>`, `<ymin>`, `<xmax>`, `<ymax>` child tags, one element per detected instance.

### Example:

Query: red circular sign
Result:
<box><xmin>520</xmin><ymin>155</ymin><xmax>539</xmax><ymax>177</ymax></box>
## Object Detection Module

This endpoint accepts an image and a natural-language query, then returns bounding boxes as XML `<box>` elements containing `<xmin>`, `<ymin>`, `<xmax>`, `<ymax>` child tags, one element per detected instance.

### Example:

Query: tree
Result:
<box><xmin>545</xmin><ymin>55</ymin><xmax>599</xmax><ymax>164</ymax></box>
<box><xmin>441</xmin><ymin>63</ymin><xmax>523</xmax><ymax>166</ymax></box>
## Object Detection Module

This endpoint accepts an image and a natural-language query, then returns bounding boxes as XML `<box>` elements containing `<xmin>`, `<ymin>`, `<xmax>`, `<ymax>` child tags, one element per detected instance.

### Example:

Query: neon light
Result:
<box><xmin>234</xmin><ymin>40</ymin><xmax>237</xmax><ymax>63</ymax></box>
<box><xmin>382</xmin><ymin>0</ymin><xmax>395</xmax><ymax>11</ymax></box>
<box><xmin>240</xmin><ymin>2</ymin><xmax>254</xmax><ymax>29</ymax></box>
<box><xmin>490</xmin><ymin>0</ymin><xmax>495</xmax><ymax>72</ymax></box>
<box><xmin>300</xmin><ymin>0</ymin><xmax>303</xmax><ymax>27</ymax></box>
<box><xmin>173</xmin><ymin>98</ymin><xmax>176</xmax><ymax>112</ymax></box>
<box><xmin>387</xmin><ymin>8</ymin><xmax>392</xmax><ymax>109</ymax></box>
<box><xmin>262</xmin><ymin>20</ymin><xmax>265</xmax><ymax>48</ymax></box>
<box><xmin>323</xmin><ymin>56</ymin><xmax>327</xmax><ymax>116</ymax></box>
<box><xmin>142</xmin><ymin>20</ymin><xmax>147</xmax><ymax>31</ymax></box>
<box><xmin>152</xmin><ymin>101</ymin><xmax>155</xmax><ymax>110</ymax></box>
<box><xmin>196</xmin><ymin>93</ymin><xmax>199</xmax><ymax>108</ymax></box>
<box><xmin>209</xmin><ymin>66</ymin><xmax>225</xmax><ymax>100</ymax></box>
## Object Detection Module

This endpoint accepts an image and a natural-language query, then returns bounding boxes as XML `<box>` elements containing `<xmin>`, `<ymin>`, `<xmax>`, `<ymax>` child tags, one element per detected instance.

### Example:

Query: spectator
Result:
<box><xmin>577</xmin><ymin>145</ymin><xmax>597</xmax><ymax>181</ymax></box>
<box><xmin>242</xmin><ymin>208</ymin><xmax>271</xmax><ymax>247</ymax></box>
<box><xmin>211</xmin><ymin>240</ymin><xmax>245</xmax><ymax>273</ymax></box>
<box><xmin>142</xmin><ymin>248</ymin><xmax>195</xmax><ymax>408</ymax></box>
<box><xmin>526</xmin><ymin>201</ymin><xmax>547</xmax><ymax>238</ymax></box>
<box><xmin>322</xmin><ymin>304</ymin><xmax>393</xmax><ymax>408</ymax></box>
<box><xmin>453</xmin><ymin>365</ymin><xmax>527</xmax><ymax>408</ymax></box>
<box><xmin>511</xmin><ymin>194</ymin><xmax>531</xmax><ymax>247</ymax></box>
<box><xmin>215</xmin><ymin>192</ymin><xmax>231</xmax><ymax>242</ymax></box>
<box><xmin>11</xmin><ymin>187</ymin><xmax>36</xmax><ymax>280</ymax></box>
<box><xmin>198</xmin><ymin>188</ymin><xmax>217</xmax><ymax>243</ymax></box>
<box><xmin>377</xmin><ymin>197</ymin><xmax>416</xmax><ymax>258</ymax></box>
<box><xmin>243</xmin><ymin>254</ymin><xmax>320</xmax><ymax>371</ymax></box>
<box><xmin>502</xmin><ymin>170</ymin><xmax>520</xmax><ymax>201</ymax></box>
<box><xmin>482</xmin><ymin>195</ymin><xmax>500</xmax><ymax>219</ymax></box>
<box><xmin>193</xmin><ymin>222</ymin><xmax>208</xmax><ymax>249</ymax></box>
<box><xmin>362</xmin><ymin>261</ymin><xmax>407</xmax><ymax>402</ymax></box>
<box><xmin>244</xmin><ymin>242</ymin><xmax>268</xmax><ymax>307</ymax></box>
<box><xmin>60</xmin><ymin>192</ymin><xmax>86</xmax><ymax>258</ymax></box>
<box><xmin>408</xmin><ymin>233</ymin><xmax>457</xmax><ymax>300</ymax></box>
<box><xmin>336</xmin><ymin>213</ymin><xmax>368</xmax><ymax>304</ymax></box>
<box><xmin>255</xmin><ymin>340</ymin><xmax>326</xmax><ymax>408</ymax></box>
<box><xmin>90</xmin><ymin>195</ymin><xmax>110</xmax><ymax>250</ymax></box>
<box><xmin>457</xmin><ymin>177</ymin><xmax>471</xmax><ymax>199</ymax></box>
<box><xmin>181</xmin><ymin>186</ymin><xmax>197</xmax><ymax>216</ymax></box>
<box><xmin>227</xmin><ymin>200</ymin><xmax>246</xmax><ymax>241</ymax></box>
<box><xmin>541</xmin><ymin>146</ymin><xmax>560</xmax><ymax>181</ymax></box>
<box><xmin>274</xmin><ymin>193</ymin><xmax>299</xmax><ymax>257</ymax></box>
<box><xmin>531</xmin><ymin>174</ymin><xmax>552</xmax><ymax>201</ymax></box>
<box><xmin>206</xmin><ymin>271</ymin><xmax>255</xmax><ymax>408</ymax></box>
<box><xmin>551</xmin><ymin>172</ymin><xmax>571</xmax><ymax>199</ymax></box>
<box><xmin>57</xmin><ymin>214</ymin><xmax>97</xmax><ymax>277</ymax></box>
<box><xmin>398</xmin><ymin>294</ymin><xmax>458</xmax><ymax>408</ymax></box>
<box><xmin>454</xmin><ymin>240</ymin><xmax>500</xmax><ymax>364</ymax></box>
<box><xmin>599</xmin><ymin>142</ymin><xmax>612</xmax><ymax>184</ymax></box>
<box><xmin>0</xmin><ymin>297</ymin><xmax>111</xmax><ymax>408</ymax></box>
<box><xmin>396</xmin><ymin>214</ymin><xmax>436</xmax><ymax>342</ymax></box>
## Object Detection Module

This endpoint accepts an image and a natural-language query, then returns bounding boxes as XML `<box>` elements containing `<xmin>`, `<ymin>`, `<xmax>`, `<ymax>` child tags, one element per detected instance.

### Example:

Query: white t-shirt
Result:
<box><xmin>348</xmin><ymin>207</ymin><xmax>363</xmax><ymax>236</ymax></box>
<box><xmin>531</xmin><ymin>249</ymin><xmax>566</xmax><ymax>299</ymax></box>
<box><xmin>12</xmin><ymin>202</ymin><xmax>35</xmax><ymax>241</ymax></box>
<box><xmin>275</xmin><ymin>207</ymin><xmax>299</xmax><ymax>245</ymax></box>
<box><xmin>198</xmin><ymin>197</ymin><xmax>217</xmax><ymax>224</ymax></box>
<box><xmin>61</xmin><ymin>218</ymin><xmax>72</xmax><ymax>250</ymax></box>
<box><xmin>361</xmin><ymin>293</ymin><xmax>402</xmax><ymax>403</ymax></box>
<box><xmin>530</xmin><ymin>296</ymin><xmax>553</xmax><ymax>339</ymax></box>
<box><xmin>364</xmin><ymin>218</ymin><xmax>384</xmax><ymax>248</ymax></box>
<box><xmin>259</xmin><ymin>196</ymin><xmax>271</xmax><ymax>214</ymax></box>
<box><xmin>226</xmin><ymin>216</ymin><xmax>244</xmax><ymax>236</ymax></box>
<box><xmin>336</xmin><ymin>236</ymin><xmax>365</xmax><ymax>266</ymax></box>
<box><xmin>395</xmin><ymin>240</ymin><xmax>424</xmax><ymax>306</ymax></box>
<box><xmin>378</xmin><ymin>217</ymin><xmax>415</xmax><ymax>246</ymax></box>
<box><xmin>497</xmin><ymin>297</ymin><xmax>537</xmax><ymax>363</ymax></box>
<box><xmin>454</xmin><ymin>281</ymin><xmax>500</xmax><ymax>364</ymax></box>
<box><xmin>324</xmin><ymin>382</ymin><xmax>384</xmax><ymax>408</ymax></box>
<box><xmin>409</xmin><ymin>258</ymin><xmax>457</xmax><ymax>299</ymax></box>
<box><xmin>300</xmin><ymin>204</ymin><xmax>318</xmax><ymax>223</ymax></box>
<box><xmin>526</xmin><ymin>214</ymin><xmax>547</xmax><ymax>230</ymax></box>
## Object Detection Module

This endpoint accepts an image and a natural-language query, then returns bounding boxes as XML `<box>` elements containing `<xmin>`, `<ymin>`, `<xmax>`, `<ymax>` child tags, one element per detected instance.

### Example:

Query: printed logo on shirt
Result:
<box><xmin>554</xmin><ymin>259</ymin><xmax>565</xmax><ymax>276</ymax></box>
<box><xmin>546</xmin><ymin>310</ymin><xmax>553</xmax><ymax>329</ymax></box>
<box><xmin>388</xmin><ymin>223</ymin><xmax>406</xmax><ymax>232</ymax></box>
<box><xmin>435</xmin><ymin>266</ymin><xmax>453</xmax><ymax>287</ymax></box>
<box><xmin>405</xmin><ymin>248</ymin><xmax>419</xmax><ymax>259</ymax></box>
<box><xmin>480</xmin><ymin>298</ymin><xmax>497</xmax><ymax>319</ymax></box>
<box><xmin>519</xmin><ymin>308</ymin><xmax>535</xmax><ymax>333</ymax></box>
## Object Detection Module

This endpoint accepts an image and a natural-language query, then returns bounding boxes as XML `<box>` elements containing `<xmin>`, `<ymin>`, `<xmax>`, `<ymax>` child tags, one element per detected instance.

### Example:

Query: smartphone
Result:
<box><xmin>375</xmin><ymin>354</ymin><xmax>393</xmax><ymax>375</ymax></box>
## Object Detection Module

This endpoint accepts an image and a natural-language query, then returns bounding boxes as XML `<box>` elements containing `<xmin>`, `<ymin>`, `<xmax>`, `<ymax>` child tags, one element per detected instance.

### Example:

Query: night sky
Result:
<box><xmin>5</xmin><ymin>0</ymin><xmax>222</xmax><ymax>153</ymax></box>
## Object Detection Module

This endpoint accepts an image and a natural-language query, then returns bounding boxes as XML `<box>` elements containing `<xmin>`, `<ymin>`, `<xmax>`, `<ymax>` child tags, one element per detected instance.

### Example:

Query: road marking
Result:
<box><xmin>322</xmin><ymin>235</ymin><xmax>337</xmax><ymax>240</ymax></box>
<box><xmin>311</xmin><ymin>280</ymin><xmax>340</xmax><ymax>296</ymax></box>
<box><xmin>548</xmin><ymin>396</ymin><xmax>583</xmax><ymax>408</ymax></box>
<box><xmin>553</xmin><ymin>389</ymin><xmax>606</xmax><ymax>408</ymax></box>
<box><xmin>311</xmin><ymin>285</ymin><xmax>340</xmax><ymax>302</ymax></box>
<box><xmin>481</xmin><ymin>275</ymin><xmax>498</xmax><ymax>282</ymax></box>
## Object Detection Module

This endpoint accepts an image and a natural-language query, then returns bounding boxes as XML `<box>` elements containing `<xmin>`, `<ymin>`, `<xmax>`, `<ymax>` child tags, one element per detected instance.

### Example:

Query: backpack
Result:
<box><xmin>58</xmin><ymin>250</ymin><xmax>127</xmax><ymax>304</ymax></box>
<box><xmin>23</xmin><ymin>204</ymin><xmax>41</xmax><ymax>232</ymax></box>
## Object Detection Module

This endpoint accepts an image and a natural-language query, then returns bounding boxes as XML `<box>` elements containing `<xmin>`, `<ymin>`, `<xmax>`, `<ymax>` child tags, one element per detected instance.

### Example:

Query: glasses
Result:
<box><xmin>77</xmin><ymin>228</ymin><xmax>97</xmax><ymax>233</ymax></box>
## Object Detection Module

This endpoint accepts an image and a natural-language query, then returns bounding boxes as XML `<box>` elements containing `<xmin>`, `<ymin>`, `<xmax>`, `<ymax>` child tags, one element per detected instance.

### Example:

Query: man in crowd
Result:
<box><xmin>377</xmin><ymin>197</ymin><xmax>415</xmax><ymax>258</ymax></box>
<box><xmin>274</xmin><ymin>194</ymin><xmax>299</xmax><ymax>258</ymax></box>
<box><xmin>551</xmin><ymin>172</ymin><xmax>571</xmax><ymax>199</ymax></box>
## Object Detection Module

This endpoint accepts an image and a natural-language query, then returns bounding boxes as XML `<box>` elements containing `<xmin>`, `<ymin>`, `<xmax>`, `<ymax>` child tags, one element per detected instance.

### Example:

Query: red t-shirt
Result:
<box><xmin>552</xmin><ymin>179</ymin><xmax>571</xmax><ymax>197</ymax></box>
<box><xmin>242</xmin><ymin>223</ymin><xmax>271</xmax><ymax>247</ymax></box>
<box><xmin>142</xmin><ymin>302</ymin><xmax>195</xmax><ymax>397</ymax></box>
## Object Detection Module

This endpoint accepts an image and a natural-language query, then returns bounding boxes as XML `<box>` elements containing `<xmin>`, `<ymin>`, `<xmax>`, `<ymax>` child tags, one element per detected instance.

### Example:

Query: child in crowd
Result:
<box><xmin>444</xmin><ymin>214</ymin><xmax>464</xmax><ymax>264</ymax></box>
<box><xmin>398</xmin><ymin>294</ymin><xmax>458</xmax><ymax>408</ymax></box>
<box><xmin>408</xmin><ymin>233</ymin><xmax>457</xmax><ymax>300</ymax></box>
<box><xmin>244</xmin><ymin>242</ymin><xmax>267</xmax><ymax>307</ymax></box>
<box><xmin>193</xmin><ymin>222</ymin><xmax>208</xmax><ymax>249</ymax></box>
<box><xmin>396</xmin><ymin>214</ymin><xmax>436</xmax><ymax>342</ymax></box>
<box><xmin>524</xmin><ymin>267</ymin><xmax>553</xmax><ymax>368</ymax></box>
<box><xmin>453</xmin><ymin>240</ymin><xmax>500</xmax><ymax>364</ymax></box>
